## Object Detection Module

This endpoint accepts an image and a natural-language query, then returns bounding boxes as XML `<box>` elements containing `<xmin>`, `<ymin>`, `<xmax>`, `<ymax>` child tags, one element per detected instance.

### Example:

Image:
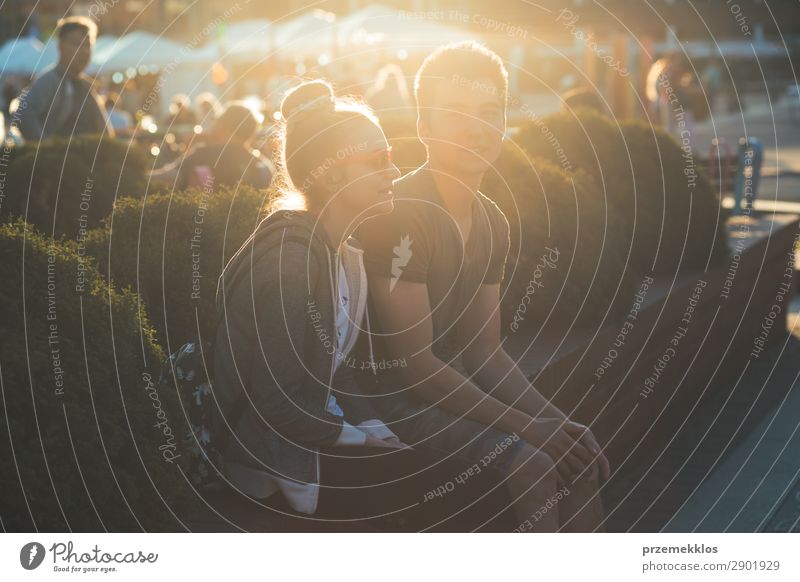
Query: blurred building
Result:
<box><xmin>4</xmin><ymin>0</ymin><xmax>800</xmax><ymax>45</ymax></box>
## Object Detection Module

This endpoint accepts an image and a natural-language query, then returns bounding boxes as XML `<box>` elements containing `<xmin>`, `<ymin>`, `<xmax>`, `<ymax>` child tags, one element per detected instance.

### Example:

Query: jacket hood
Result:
<box><xmin>215</xmin><ymin>209</ymin><xmax>333</xmax><ymax>313</ymax></box>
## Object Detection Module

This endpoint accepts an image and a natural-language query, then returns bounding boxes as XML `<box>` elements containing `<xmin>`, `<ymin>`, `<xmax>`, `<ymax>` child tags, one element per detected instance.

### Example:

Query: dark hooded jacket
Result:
<box><xmin>211</xmin><ymin>209</ymin><xmax>378</xmax><ymax>512</ymax></box>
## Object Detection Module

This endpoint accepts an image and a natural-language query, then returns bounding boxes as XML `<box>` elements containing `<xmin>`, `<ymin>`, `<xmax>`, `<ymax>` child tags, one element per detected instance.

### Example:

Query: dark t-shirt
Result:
<box><xmin>355</xmin><ymin>162</ymin><xmax>510</xmax><ymax>370</ymax></box>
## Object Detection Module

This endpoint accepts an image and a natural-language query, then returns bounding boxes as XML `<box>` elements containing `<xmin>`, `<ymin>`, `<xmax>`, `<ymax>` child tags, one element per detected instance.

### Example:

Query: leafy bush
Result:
<box><xmin>84</xmin><ymin>185</ymin><xmax>270</xmax><ymax>350</ymax></box>
<box><xmin>1</xmin><ymin>135</ymin><xmax>149</xmax><ymax>240</ymax></box>
<box><xmin>481</xmin><ymin>144</ymin><xmax>637</xmax><ymax>332</ymax></box>
<box><xmin>619</xmin><ymin>119</ymin><xmax>729</xmax><ymax>272</ymax></box>
<box><xmin>516</xmin><ymin>110</ymin><xmax>728</xmax><ymax>274</ymax></box>
<box><xmin>0</xmin><ymin>221</ymin><xmax>188</xmax><ymax>531</ymax></box>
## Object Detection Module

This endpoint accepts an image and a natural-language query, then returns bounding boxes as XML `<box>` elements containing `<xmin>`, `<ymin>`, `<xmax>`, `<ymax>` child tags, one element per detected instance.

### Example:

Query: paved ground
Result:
<box><xmin>653</xmin><ymin>100</ymin><xmax>800</xmax><ymax>530</ymax></box>
<box><xmin>662</xmin><ymin>319</ymin><xmax>800</xmax><ymax>532</ymax></box>
<box><xmin>616</xmin><ymin>297</ymin><xmax>800</xmax><ymax>532</ymax></box>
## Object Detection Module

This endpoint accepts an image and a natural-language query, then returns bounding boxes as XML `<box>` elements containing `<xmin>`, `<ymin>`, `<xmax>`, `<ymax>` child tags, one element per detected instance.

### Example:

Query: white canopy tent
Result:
<box><xmin>94</xmin><ymin>35</ymin><xmax>119</xmax><ymax>54</ymax></box>
<box><xmin>198</xmin><ymin>19</ymin><xmax>273</xmax><ymax>63</ymax></box>
<box><xmin>183</xmin><ymin>41</ymin><xmax>222</xmax><ymax>65</ymax></box>
<box><xmin>89</xmin><ymin>31</ymin><xmax>185</xmax><ymax>74</ymax></box>
<box><xmin>272</xmin><ymin>9</ymin><xmax>337</xmax><ymax>59</ymax></box>
<box><xmin>0</xmin><ymin>37</ymin><xmax>58</xmax><ymax>76</ymax></box>
<box><xmin>335</xmin><ymin>5</ymin><xmax>473</xmax><ymax>51</ymax></box>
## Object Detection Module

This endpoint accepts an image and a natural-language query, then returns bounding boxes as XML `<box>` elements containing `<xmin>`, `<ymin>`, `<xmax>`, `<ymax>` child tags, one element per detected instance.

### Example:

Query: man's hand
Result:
<box><xmin>520</xmin><ymin>419</ymin><xmax>595</xmax><ymax>481</ymax></box>
<box><xmin>562</xmin><ymin>421</ymin><xmax>611</xmax><ymax>482</ymax></box>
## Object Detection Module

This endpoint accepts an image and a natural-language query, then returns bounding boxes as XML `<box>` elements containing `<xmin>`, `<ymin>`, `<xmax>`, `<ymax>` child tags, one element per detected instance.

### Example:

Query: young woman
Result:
<box><xmin>210</xmin><ymin>80</ymin><xmax>511</xmax><ymax>531</ymax></box>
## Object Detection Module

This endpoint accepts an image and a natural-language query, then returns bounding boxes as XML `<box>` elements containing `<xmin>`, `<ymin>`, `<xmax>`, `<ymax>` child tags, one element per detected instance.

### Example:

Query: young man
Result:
<box><xmin>355</xmin><ymin>41</ymin><xmax>609</xmax><ymax>531</ymax></box>
<box><xmin>18</xmin><ymin>17</ymin><xmax>113</xmax><ymax>141</ymax></box>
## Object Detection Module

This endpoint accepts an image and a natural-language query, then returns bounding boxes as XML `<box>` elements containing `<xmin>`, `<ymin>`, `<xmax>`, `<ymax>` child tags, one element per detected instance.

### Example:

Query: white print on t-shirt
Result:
<box><xmin>390</xmin><ymin>234</ymin><xmax>413</xmax><ymax>292</ymax></box>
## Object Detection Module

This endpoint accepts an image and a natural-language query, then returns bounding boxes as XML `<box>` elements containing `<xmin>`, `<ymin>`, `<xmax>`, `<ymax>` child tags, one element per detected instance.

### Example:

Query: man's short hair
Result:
<box><xmin>56</xmin><ymin>16</ymin><xmax>97</xmax><ymax>41</ymax></box>
<box><xmin>414</xmin><ymin>41</ymin><xmax>508</xmax><ymax>119</ymax></box>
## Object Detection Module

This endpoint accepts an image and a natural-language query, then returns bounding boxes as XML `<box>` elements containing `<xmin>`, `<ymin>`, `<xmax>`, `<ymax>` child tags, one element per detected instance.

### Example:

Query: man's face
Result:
<box><xmin>59</xmin><ymin>30</ymin><xmax>93</xmax><ymax>76</ymax></box>
<box><xmin>418</xmin><ymin>76</ymin><xmax>506</xmax><ymax>175</ymax></box>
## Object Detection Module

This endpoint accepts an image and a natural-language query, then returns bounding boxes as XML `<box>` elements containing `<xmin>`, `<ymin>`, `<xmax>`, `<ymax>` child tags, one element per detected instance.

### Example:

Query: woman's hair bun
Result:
<box><xmin>280</xmin><ymin>80</ymin><xmax>335</xmax><ymax>120</ymax></box>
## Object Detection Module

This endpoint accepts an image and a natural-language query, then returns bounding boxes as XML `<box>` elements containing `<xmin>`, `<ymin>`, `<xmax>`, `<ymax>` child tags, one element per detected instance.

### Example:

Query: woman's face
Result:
<box><xmin>329</xmin><ymin>119</ymin><xmax>400</xmax><ymax>222</ymax></box>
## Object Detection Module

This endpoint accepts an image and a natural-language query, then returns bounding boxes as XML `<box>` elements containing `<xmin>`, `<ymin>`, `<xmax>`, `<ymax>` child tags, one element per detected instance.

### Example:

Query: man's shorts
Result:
<box><xmin>368</xmin><ymin>388</ymin><xmax>528</xmax><ymax>480</ymax></box>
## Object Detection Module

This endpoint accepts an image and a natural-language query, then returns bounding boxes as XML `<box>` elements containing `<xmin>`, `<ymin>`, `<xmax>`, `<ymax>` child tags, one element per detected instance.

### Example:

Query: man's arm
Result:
<box><xmin>368</xmin><ymin>273</ymin><xmax>597</xmax><ymax>478</ymax></box>
<box><xmin>459</xmin><ymin>283</ymin><xmax>566</xmax><ymax>420</ymax></box>
<box><xmin>460</xmin><ymin>283</ymin><xmax>610</xmax><ymax>480</ymax></box>
<box><xmin>87</xmin><ymin>89</ymin><xmax>115</xmax><ymax>138</ymax></box>
<box><xmin>366</xmin><ymin>273</ymin><xmax>535</xmax><ymax>436</ymax></box>
<box><xmin>16</xmin><ymin>79</ymin><xmax>51</xmax><ymax>141</ymax></box>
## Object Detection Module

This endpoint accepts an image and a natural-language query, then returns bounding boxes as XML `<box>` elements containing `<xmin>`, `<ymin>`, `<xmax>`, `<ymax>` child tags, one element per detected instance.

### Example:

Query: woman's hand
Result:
<box><xmin>381</xmin><ymin>435</ymin><xmax>403</xmax><ymax>447</ymax></box>
<box><xmin>357</xmin><ymin>419</ymin><xmax>412</xmax><ymax>450</ymax></box>
<box><xmin>364</xmin><ymin>434</ymin><xmax>410</xmax><ymax>449</ymax></box>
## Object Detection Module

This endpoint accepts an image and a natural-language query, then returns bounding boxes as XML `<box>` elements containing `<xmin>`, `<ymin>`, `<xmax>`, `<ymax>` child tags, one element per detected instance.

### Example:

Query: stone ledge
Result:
<box><xmin>505</xmin><ymin>212</ymin><xmax>799</xmax><ymax>530</ymax></box>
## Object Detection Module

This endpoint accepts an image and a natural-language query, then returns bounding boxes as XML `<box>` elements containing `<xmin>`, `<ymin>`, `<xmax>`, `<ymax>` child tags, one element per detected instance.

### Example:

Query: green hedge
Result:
<box><xmin>0</xmin><ymin>135</ymin><xmax>149</xmax><ymax>240</ymax></box>
<box><xmin>620</xmin><ymin>119</ymin><xmax>729</xmax><ymax>272</ymax></box>
<box><xmin>516</xmin><ymin>110</ymin><xmax>729</xmax><ymax>274</ymax></box>
<box><xmin>0</xmin><ymin>221</ymin><xmax>187</xmax><ymax>531</ymax></box>
<box><xmin>481</xmin><ymin>145</ymin><xmax>637</xmax><ymax>332</ymax></box>
<box><xmin>84</xmin><ymin>185</ymin><xmax>270</xmax><ymax>350</ymax></box>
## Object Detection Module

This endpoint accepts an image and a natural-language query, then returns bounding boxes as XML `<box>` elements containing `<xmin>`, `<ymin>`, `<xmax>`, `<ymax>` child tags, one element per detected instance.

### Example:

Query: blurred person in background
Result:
<box><xmin>103</xmin><ymin>91</ymin><xmax>133</xmax><ymax>131</ymax></box>
<box><xmin>364</xmin><ymin>63</ymin><xmax>413</xmax><ymax>125</ymax></box>
<box><xmin>561</xmin><ymin>86</ymin><xmax>610</xmax><ymax>117</ymax></box>
<box><xmin>646</xmin><ymin>52</ymin><xmax>700</xmax><ymax>132</ymax></box>
<box><xmin>2</xmin><ymin>80</ymin><xmax>21</xmax><ymax>120</ymax></box>
<box><xmin>195</xmin><ymin>92</ymin><xmax>222</xmax><ymax>132</ymax></box>
<box><xmin>162</xmin><ymin>93</ymin><xmax>197</xmax><ymax>129</ymax></box>
<box><xmin>150</xmin><ymin>102</ymin><xmax>273</xmax><ymax>191</ymax></box>
<box><xmin>17</xmin><ymin>17</ymin><xmax>113</xmax><ymax>141</ymax></box>
<box><xmin>118</xmin><ymin>78</ymin><xmax>143</xmax><ymax>117</ymax></box>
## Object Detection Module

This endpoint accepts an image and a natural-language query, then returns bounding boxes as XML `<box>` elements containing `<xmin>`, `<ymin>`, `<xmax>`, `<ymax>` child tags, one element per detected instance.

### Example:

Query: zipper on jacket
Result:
<box><xmin>364</xmin><ymin>304</ymin><xmax>377</xmax><ymax>376</ymax></box>
<box><xmin>326</xmin><ymin>245</ymin><xmax>337</xmax><ymax>391</ymax></box>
